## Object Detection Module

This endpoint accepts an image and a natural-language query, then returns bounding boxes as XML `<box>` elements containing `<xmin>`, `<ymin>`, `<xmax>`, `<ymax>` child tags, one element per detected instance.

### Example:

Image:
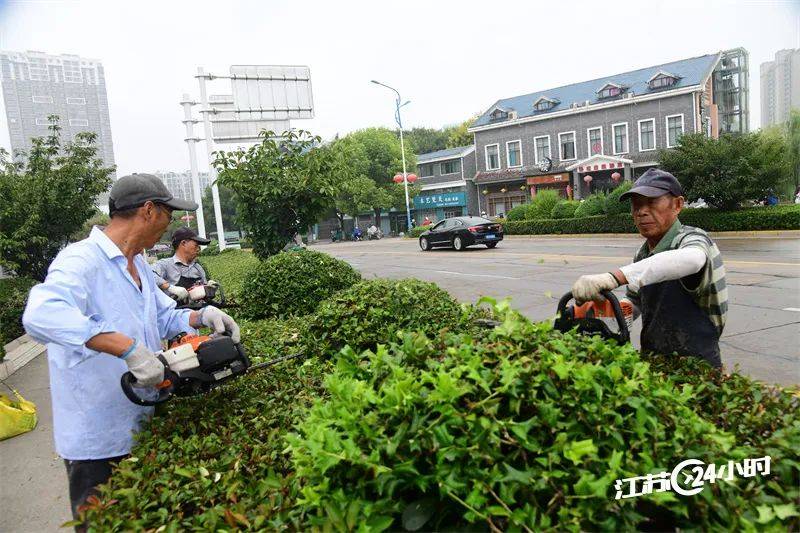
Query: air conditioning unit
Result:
<box><xmin>584</xmin><ymin>100</ymin><xmax>591</xmax><ymax>106</ymax></box>
<box><xmin>508</xmin><ymin>110</ymin><xmax>518</xmax><ymax>119</ymax></box>
<box><xmin>624</xmin><ymin>92</ymin><xmax>635</xmax><ymax>99</ymax></box>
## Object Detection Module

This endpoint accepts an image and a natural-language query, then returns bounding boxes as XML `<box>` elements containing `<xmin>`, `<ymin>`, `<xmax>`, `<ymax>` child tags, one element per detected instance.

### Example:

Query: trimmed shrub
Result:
<box><xmin>197</xmin><ymin>249</ymin><xmax>259</xmax><ymax>303</ymax></box>
<box><xmin>287</xmin><ymin>304</ymin><xmax>799</xmax><ymax>531</ymax></box>
<box><xmin>551</xmin><ymin>199</ymin><xmax>580</xmax><ymax>219</ymax></box>
<box><xmin>199</xmin><ymin>240</ymin><xmax>220</xmax><ymax>256</ymax></box>
<box><xmin>239</xmin><ymin>316</ymin><xmax>311</xmax><ymax>364</ymax></box>
<box><xmin>573</xmin><ymin>192</ymin><xmax>607</xmax><ymax>218</ymax></box>
<box><xmin>0</xmin><ymin>277</ymin><xmax>36</xmax><ymax>360</ymax></box>
<box><xmin>309</xmin><ymin>278</ymin><xmax>462</xmax><ymax>357</ymax></box>
<box><xmin>505</xmin><ymin>204</ymin><xmax>528</xmax><ymax>221</ymax></box>
<box><xmin>525</xmin><ymin>189</ymin><xmax>561</xmax><ymax>220</ymax></box>
<box><xmin>238</xmin><ymin>249</ymin><xmax>361</xmax><ymax>319</ymax></box>
<box><xmin>504</xmin><ymin>205</ymin><xmax>800</xmax><ymax>235</ymax></box>
<box><xmin>604</xmin><ymin>181</ymin><xmax>633</xmax><ymax>215</ymax></box>
<box><xmin>407</xmin><ymin>225</ymin><xmax>433</xmax><ymax>238</ymax></box>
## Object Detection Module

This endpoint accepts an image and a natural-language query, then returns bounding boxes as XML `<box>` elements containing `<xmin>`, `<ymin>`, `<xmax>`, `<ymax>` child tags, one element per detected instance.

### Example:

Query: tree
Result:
<box><xmin>71</xmin><ymin>209</ymin><xmax>110</xmax><ymax>241</ymax></box>
<box><xmin>402</xmin><ymin>127</ymin><xmax>450</xmax><ymax>154</ymax></box>
<box><xmin>201</xmin><ymin>184</ymin><xmax>241</xmax><ymax>238</ymax></box>
<box><xmin>787</xmin><ymin>109</ymin><xmax>800</xmax><ymax>193</ymax></box>
<box><xmin>333</xmin><ymin>128</ymin><xmax>417</xmax><ymax>227</ymax></box>
<box><xmin>658</xmin><ymin>132</ymin><xmax>790</xmax><ymax>210</ymax></box>
<box><xmin>0</xmin><ymin>118</ymin><xmax>114</xmax><ymax>280</ymax></box>
<box><xmin>333</xmin><ymin>175</ymin><xmax>377</xmax><ymax>230</ymax></box>
<box><xmin>445</xmin><ymin>115</ymin><xmax>479</xmax><ymax>148</ymax></box>
<box><xmin>213</xmin><ymin>130</ymin><xmax>352</xmax><ymax>258</ymax></box>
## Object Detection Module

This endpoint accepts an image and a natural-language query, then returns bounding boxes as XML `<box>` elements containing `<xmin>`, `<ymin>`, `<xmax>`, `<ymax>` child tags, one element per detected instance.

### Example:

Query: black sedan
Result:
<box><xmin>418</xmin><ymin>216</ymin><xmax>504</xmax><ymax>251</ymax></box>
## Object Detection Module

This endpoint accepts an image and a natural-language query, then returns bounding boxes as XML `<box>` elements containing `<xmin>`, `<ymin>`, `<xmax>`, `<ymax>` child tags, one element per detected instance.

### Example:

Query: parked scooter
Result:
<box><xmin>367</xmin><ymin>225</ymin><xmax>382</xmax><ymax>240</ymax></box>
<box><xmin>352</xmin><ymin>227</ymin><xmax>363</xmax><ymax>241</ymax></box>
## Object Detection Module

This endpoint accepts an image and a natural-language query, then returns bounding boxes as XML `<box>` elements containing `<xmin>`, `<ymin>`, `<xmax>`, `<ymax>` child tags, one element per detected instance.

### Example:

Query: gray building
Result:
<box><xmin>468</xmin><ymin>49</ymin><xmax>749</xmax><ymax>213</ymax></box>
<box><xmin>414</xmin><ymin>145</ymin><xmax>477</xmax><ymax>223</ymax></box>
<box><xmin>153</xmin><ymin>171</ymin><xmax>211</xmax><ymax>202</ymax></box>
<box><xmin>0</xmin><ymin>51</ymin><xmax>115</xmax><ymax>170</ymax></box>
<box><xmin>761</xmin><ymin>48</ymin><xmax>800</xmax><ymax>128</ymax></box>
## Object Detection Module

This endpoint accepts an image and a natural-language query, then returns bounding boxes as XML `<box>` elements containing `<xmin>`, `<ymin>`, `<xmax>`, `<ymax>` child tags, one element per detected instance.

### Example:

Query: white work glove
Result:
<box><xmin>122</xmin><ymin>340</ymin><xmax>165</xmax><ymax>388</ymax></box>
<box><xmin>572</xmin><ymin>273</ymin><xmax>620</xmax><ymax>304</ymax></box>
<box><xmin>198</xmin><ymin>306</ymin><xmax>241</xmax><ymax>343</ymax></box>
<box><xmin>207</xmin><ymin>280</ymin><xmax>220</xmax><ymax>289</ymax></box>
<box><xmin>167</xmin><ymin>285</ymin><xmax>189</xmax><ymax>302</ymax></box>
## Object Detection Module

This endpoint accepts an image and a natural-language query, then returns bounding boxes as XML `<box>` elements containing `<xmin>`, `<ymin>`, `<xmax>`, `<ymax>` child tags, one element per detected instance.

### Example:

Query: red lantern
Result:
<box><xmin>584</xmin><ymin>175</ymin><xmax>593</xmax><ymax>183</ymax></box>
<box><xmin>393</xmin><ymin>174</ymin><xmax>403</xmax><ymax>184</ymax></box>
<box><xmin>407</xmin><ymin>173</ymin><xmax>417</xmax><ymax>183</ymax></box>
<box><xmin>611</xmin><ymin>171</ymin><xmax>621</xmax><ymax>182</ymax></box>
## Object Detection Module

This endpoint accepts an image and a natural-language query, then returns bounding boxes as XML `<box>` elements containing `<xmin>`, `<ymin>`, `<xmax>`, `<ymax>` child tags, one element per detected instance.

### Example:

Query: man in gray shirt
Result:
<box><xmin>152</xmin><ymin>227</ymin><xmax>210</xmax><ymax>302</ymax></box>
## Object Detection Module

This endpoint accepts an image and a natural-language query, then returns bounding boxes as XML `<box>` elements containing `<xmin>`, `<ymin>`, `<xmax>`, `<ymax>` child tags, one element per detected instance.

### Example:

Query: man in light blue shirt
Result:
<box><xmin>23</xmin><ymin>173</ymin><xmax>240</xmax><ymax>527</ymax></box>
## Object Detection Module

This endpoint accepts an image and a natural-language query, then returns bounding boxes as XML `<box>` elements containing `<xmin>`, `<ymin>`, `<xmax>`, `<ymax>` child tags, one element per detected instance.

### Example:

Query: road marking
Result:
<box><xmin>783</xmin><ymin>308</ymin><xmax>800</xmax><ymax>312</ymax></box>
<box><xmin>433</xmin><ymin>270</ymin><xmax>521</xmax><ymax>280</ymax></box>
<box><xmin>333</xmin><ymin>250</ymin><xmax>800</xmax><ymax>267</ymax></box>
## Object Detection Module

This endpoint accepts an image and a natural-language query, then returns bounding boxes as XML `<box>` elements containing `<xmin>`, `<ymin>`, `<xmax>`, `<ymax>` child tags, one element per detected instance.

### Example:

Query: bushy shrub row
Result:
<box><xmin>0</xmin><ymin>277</ymin><xmax>36</xmax><ymax>360</ymax></box>
<box><xmin>406</xmin><ymin>225</ymin><xmax>432</xmax><ymax>238</ymax></box>
<box><xmin>504</xmin><ymin>204</ymin><xmax>800</xmax><ymax>235</ymax></box>
<box><xmin>237</xmin><ymin>249</ymin><xmax>361</xmax><ymax>319</ymax></box>
<box><xmin>573</xmin><ymin>191</ymin><xmax>606</xmax><ymax>218</ymax></box>
<box><xmin>550</xmin><ymin>199</ymin><xmax>580</xmax><ymax>219</ymax></box>
<box><xmin>86</xmin><ymin>297</ymin><xmax>799</xmax><ymax>531</ymax></box>
<box><xmin>197</xmin><ymin>248</ymin><xmax>259</xmax><ymax>302</ymax></box>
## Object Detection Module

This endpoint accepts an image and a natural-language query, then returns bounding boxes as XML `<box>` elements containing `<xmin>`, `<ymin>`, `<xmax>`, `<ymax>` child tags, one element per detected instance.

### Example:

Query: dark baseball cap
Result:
<box><xmin>108</xmin><ymin>173</ymin><xmax>198</xmax><ymax>214</ymax></box>
<box><xmin>619</xmin><ymin>168</ymin><xmax>683</xmax><ymax>202</ymax></box>
<box><xmin>172</xmin><ymin>227</ymin><xmax>211</xmax><ymax>247</ymax></box>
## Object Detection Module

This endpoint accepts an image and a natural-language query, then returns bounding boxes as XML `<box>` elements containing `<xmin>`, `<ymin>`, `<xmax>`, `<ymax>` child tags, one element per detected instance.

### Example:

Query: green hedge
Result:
<box><xmin>504</xmin><ymin>205</ymin><xmax>800</xmax><ymax>235</ymax></box>
<box><xmin>0</xmin><ymin>277</ymin><xmax>36</xmax><ymax>361</ymax></box>
<box><xmin>197</xmin><ymin>249</ymin><xmax>259</xmax><ymax>303</ymax></box>
<box><xmin>406</xmin><ymin>225</ymin><xmax>433</xmax><ymax>238</ymax></box>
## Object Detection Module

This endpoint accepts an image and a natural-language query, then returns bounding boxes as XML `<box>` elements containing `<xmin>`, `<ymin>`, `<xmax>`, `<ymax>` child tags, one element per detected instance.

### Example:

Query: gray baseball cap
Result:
<box><xmin>619</xmin><ymin>168</ymin><xmax>683</xmax><ymax>202</ymax></box>
<box><xmin>109</xmin><ymin>173</ymin><xmax>198</xmax><ymax>214</ymax></box>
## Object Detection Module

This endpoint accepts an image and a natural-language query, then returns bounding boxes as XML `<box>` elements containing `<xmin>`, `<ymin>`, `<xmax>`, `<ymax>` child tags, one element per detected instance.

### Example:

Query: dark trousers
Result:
<box><xmin>64</xmin><ymin>455</ymin><xmax>127</xmax><ymax>531</ymax></box>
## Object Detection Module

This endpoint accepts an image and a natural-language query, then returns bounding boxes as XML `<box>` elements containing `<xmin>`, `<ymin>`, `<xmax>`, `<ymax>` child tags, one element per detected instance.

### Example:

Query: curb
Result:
<box><xmin>0</xmin><ymin>334</ymin><xmax>46</xmax><ymax>380</ymax></box>
<box><xmin>504</xmin><ymin>230</ymin><xmax>800</xmax><ymax>239</ymax></box>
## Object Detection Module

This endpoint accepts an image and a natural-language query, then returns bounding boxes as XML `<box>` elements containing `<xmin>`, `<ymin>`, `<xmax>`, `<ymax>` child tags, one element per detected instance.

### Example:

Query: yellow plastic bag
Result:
<box><xmin>0</xmin><ymin>384</ymin><xmax>37</xmax><ymax>440</ymax></box>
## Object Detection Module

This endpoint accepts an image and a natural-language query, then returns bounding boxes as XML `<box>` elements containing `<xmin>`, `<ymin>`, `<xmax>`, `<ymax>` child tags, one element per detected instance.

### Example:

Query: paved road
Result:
<box><xmin>314</xmin><ymin>234</ymin><xmax>800</xmax><ymax>386</ymax></box>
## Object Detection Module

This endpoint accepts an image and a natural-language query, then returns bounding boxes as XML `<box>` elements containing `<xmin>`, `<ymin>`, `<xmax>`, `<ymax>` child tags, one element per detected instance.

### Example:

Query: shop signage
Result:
<box><xmin>413</xmin><ymin>192</ymin><xmax>466</xmax><ymax>208</ymax></box>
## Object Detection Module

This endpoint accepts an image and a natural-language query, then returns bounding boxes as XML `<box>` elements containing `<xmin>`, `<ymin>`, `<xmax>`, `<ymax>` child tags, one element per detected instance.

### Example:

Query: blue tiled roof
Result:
<box><xmin>417</xmin><ymin>145</ymin><xmax>474</xmax><ymax>162</ymax></box>
<box><xmin>472</xmin><ymin>53</ymin><xmax>720</xmax><ymax>128</ymax></box>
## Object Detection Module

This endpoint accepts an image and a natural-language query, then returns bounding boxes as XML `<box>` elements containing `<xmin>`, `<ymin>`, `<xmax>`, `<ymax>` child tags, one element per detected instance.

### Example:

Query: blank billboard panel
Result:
<box><xmin>209</xmin><ymin>93</ymin><xmax>290</xmax><ymax>143</ymax></box>
<box><xmin>229</xmin><ymin>65</ymin><xmax>314</xmax><ymax>121</ymax></box>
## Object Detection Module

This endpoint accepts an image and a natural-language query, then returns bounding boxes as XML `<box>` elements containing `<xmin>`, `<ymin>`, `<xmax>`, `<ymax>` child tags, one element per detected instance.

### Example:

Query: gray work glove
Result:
<box><xmin>122</xmin><ymin>340</ymin><xmax>165</xmax><ymax>388</ymax></box>
<box><xmin>572</xmin><ymin>273</ymin><xmax>619</xmax><ymax>304</ymax></box>
<box><xmin>167</xmin><ymin>285</ymin><xmax>190</xmax><ymax>302</ymax></box>
<box><xmin>198</xmin><ymin>306</ymin><xmax>241</xmax><ymax>343</ymax></box>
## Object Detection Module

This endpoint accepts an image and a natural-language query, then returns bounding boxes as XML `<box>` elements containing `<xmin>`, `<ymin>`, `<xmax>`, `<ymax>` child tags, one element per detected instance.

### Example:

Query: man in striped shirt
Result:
<box><xmin>572</xmin><ymin>169</ymin><xmax>727</xmax><ymax>368</ymax></box>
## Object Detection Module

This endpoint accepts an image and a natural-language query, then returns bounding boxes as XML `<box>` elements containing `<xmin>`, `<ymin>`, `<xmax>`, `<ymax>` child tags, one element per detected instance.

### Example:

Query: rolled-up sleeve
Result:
<box><xmin>151</xmin><ymin>259</ymin><xmax>168</xmax><ymax>287</ymax></box>
<box><xmin>154</xmin><ymin>282</ymin><xmax>194</xmax><ymax>340</ymax></box>
<box><xmin>23</xmin><ymin>262</ymin><xmax>115</xmax><ymax>353</ymax></box>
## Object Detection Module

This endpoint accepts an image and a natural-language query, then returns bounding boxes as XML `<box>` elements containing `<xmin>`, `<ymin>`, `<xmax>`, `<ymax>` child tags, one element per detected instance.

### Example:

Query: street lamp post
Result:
<box><xmin>371</xmin><ymin>80</ymin><xmax>412</xmax><ymax>231</ymax></box>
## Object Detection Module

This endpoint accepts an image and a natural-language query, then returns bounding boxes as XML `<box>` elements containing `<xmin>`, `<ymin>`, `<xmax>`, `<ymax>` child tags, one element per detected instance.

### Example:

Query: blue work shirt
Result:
<box><xmin>22</xmin><ymin>227</ymin><xmax>194</xmax><ymax>460</ymax></box>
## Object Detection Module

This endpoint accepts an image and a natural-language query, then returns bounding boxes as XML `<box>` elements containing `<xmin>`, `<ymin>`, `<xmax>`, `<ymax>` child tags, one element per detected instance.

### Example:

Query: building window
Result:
<box><xmin>69</xmin><ymin>118</ymin><xmax>89</xmax><ymax>127</ymax></box>
<box><xmin>612</xmin><ymin>123</ymin><xmax>629</xmax><ymax>154</ymax></box>
<box><xmin>35</xmin><ymin>117</ymin><xmax>55</xmax><ymax>126</ymax></box>
<box><xmin>489</xmin><ymin>109</ymin><xmax>508</xmax><ymax>122</ymax></box>
<box><xmin>28</xmin><ymin>60</ymin><xmax>49</xmax><ymax>82</ymax></box>
<box><xmin>506</xmin><ymin>140</ymin><xmax>522</xmax><ymax>167</ymax></box>
<box><xmin>638</xmin><ymin>119</ymin><xmax>656</xmax><ymax>151</ymax></box>
<box><xmin>649</xmin><ymin>75</ymin><xmax>677</xmax><ymax>90</ymax></box>
<box><xmin>63</xmin><ymin>61</ymin><xmax>83</xmax><ymax>83</ymax></box>
<box><xmin>559</xmin><ymin>131</ymin><xmax>576</xmax><ymax>160</ymax></box>
<box><xmin>440</xmin><ymin>160</ymin><xmax>459</xmax><ymax>175</ymax></box>
<box><xmin>443</xmin><ymin>207</ymin><xmax>463</xmax><ymax>219</ymax></box>
<box><xmin>485</xmin><ymin>144</ymin><xmax>500</xmax><ymax>170</ymax></box>
<box><xmin>533</xmin><ymin>136</ymin><xmax>551</xmax><ymax>164</ymax></box>
<box><xmin>66</xmin><ymin>97</ymin><xmax>86</xmax><ymax>105</ymax></box>
<box><xmin>32</xmin><ymin>95</ymin><xmax>53</xmax><ymax>104</ymax></box>
<box><xmin>666</xmin><ymin>114</ymin><xmax>684</xmax><ymax>148</ymax></box>
<box><xmin>587</xmin><ymin>127</ymin><xmax>603</xmax><ymax>156</ymax></box>
<box><xmin>598</xmin><ymin>84</ymin><xmax>624</xmax><ymax>99</ymax></box>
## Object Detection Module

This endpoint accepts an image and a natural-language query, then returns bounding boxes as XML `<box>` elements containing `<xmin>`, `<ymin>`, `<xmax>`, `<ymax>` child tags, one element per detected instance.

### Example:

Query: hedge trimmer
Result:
<box><xmin>121</xmin><ymin>333</ymin><xmax>303</xmax><ymax>406</ymax></box>
<box><xmin>554</xmin><ymin>289</ymin><xmax>632</xmax><ymax>344</ymax></box>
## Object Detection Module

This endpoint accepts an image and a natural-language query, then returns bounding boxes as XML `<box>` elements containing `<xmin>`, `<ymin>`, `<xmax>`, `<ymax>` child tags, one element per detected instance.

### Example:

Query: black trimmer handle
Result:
<box><xmin>120</xmin><ymin>368</ymin><xmax>178</xmax><ymax>406</ymax></box>
<box><xmin>554</xmin><ymin>289</ymin><xmax>630</xmax><ymax>344</ymax></box>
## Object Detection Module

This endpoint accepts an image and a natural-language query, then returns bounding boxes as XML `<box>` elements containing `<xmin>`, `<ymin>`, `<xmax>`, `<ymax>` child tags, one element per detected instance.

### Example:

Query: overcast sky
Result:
<box><xmin>0</xmin><ymin>0</ymin><xmax>798</xmax><ymax>176</ymax></box>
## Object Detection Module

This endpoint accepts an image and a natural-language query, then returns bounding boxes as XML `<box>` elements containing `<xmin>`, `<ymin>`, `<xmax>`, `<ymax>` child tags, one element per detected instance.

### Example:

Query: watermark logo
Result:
<box><xmin>614</xmin><ymin>456</ymin><xmax>771</xmax><ymax>499</ymax></box>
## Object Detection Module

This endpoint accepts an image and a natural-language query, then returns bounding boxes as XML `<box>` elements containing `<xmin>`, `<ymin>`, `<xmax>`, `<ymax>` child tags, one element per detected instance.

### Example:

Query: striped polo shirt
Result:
<box><xmin>626</xmin><ymin>219</ymin><xmax>728</xmax><ymax>334</ymax></box>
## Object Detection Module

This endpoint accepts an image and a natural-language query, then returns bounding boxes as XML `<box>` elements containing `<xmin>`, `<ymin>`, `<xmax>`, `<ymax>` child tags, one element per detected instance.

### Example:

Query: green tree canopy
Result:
<box><xmin>214</xmin><ymin>130</ymin><xmax>352</xmax><ymax>258</ymax></box>
<box><xmin>0</xmin><ymin>119</ymin><xmax>114</xmax><ymax>280</ymax></box>
<box><xmin>658</xmin><ymin>132</ymin><xmax>790</xmax><ymax>210</ymax></box>
<box><xmin>402</xmin><ymin>127</ymin><xmax>450</xmax><ymax>154</ymax></box>
<box><xmin>445</xmin><ymin>115</ymin><xmax>479</xmax><ymax>148</ymax></box>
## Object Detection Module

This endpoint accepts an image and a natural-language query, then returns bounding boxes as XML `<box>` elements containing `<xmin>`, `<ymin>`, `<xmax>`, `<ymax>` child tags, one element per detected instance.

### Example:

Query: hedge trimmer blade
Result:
<box><xmin>249</xmin><ymin>352</ymin><xmax>305</xmax><ymax>372</ymax></box>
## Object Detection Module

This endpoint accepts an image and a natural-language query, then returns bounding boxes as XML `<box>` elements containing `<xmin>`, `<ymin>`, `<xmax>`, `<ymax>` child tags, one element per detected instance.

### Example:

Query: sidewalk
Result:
<box><xmin>0</xmin><ymin>352</ymin><xmax>70</xmax><ymax>533</ymax></box>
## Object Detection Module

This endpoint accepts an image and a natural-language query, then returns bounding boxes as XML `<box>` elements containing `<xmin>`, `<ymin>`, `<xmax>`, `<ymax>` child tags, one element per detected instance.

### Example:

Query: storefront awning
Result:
<box><xmin>565</xmin><ymin>154</ymin><xmax>633</xmax><ymax>172</ymax></box>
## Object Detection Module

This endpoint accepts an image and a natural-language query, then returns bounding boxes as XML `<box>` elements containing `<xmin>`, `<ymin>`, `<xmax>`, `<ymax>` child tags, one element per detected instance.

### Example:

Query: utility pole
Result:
<box><xmin>196</xmin><ymin>67</ymin><xmax>227</xmax><ymax>250</ymax></box>
<box><xmin>180</xmin><ymin>93</ymin><xmax>206</xmax><ymax>238</ymax></box>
